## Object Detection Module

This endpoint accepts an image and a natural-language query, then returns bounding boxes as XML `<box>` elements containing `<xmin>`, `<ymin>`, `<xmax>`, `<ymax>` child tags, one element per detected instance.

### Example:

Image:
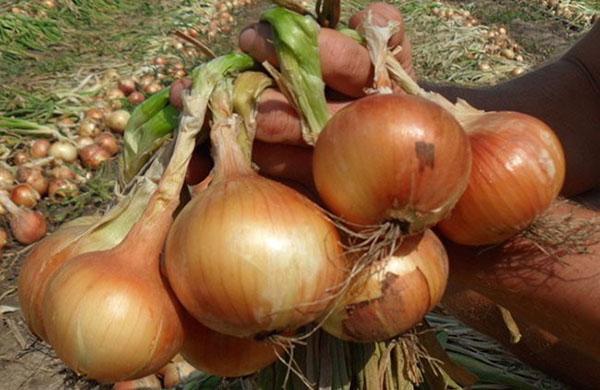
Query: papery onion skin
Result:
<box><xmin>323</xmin><ymin>229</ymin><xmax>448</xmax><ymax>342</ymax></box>
<box><xmin>313</xmin><ymin>94</ymin><xmax>471</xmax><ymax>233</ymax></box>
<box><xmin>10</xmin><ymin>209</ymin><xmax>47</xmax><ymax>244</ymax></box>
<box><xmin>165</xmin><ymin>175</ymin><xmax>346</xmax><ymax>338</ymax></box>
<box><xmin>437</xmin><ymin>112</ymin><xmax>565</xmax><ymax>245</ymax></box>
<box><xmin>43</xmin><ymin>246</ymin><xmax>184</xmax><ymax>382</ymax></box>
<box><xmin>18</xmin><ymin>218</ymin><xmax>95</xmax><ymax>340</ymax></box>
<box><xmin>181</xmin><ymin>315</ymin><xmax>279</xmax><ymax>378</ymax></box>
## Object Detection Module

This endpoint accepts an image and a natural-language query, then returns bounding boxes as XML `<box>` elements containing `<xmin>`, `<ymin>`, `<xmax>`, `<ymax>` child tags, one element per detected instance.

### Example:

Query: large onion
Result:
<box><xmin>166</xmin><ymin>102</ymin><xmax>346</xmax><ymax>338</ymax></box>
<box><xmin>437</xmin><ymin>112</ymin><xmax>565</xmax><ymax>245</ymax></box>
<box><xmin>323</xmin><ymin>229</ymin><xmax>448</xmax><ymax>342</ymax></box>
<box><xmin>313</xmin><ymin>94</ymin><xmax>471</xmax><ymax>233</ymax></box>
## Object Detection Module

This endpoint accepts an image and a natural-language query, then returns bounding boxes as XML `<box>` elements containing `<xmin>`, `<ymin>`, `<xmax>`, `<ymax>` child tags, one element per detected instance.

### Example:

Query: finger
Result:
<box><xmin>238</xmin><ymin>22</ymin><xmax>279</xmax><ymax>66</ymax></box>
<box><xmin>239</xmin><ymin>23</ymin><xmax>373</xmax><ymax>97</ymax></box>
<box><xmin>170</xmin><ymin>78</ymin><xmax>193</xmax><ymax>110</ymax></box>
<box><xmin>252</xmin><ymin>141</ymin><xmax>314</xmax><ymax>189</ymax></box>
<box><xmin>255</xmin><ymin>88</ymin><xmax>350</xmax><ymax>145</ymax></box>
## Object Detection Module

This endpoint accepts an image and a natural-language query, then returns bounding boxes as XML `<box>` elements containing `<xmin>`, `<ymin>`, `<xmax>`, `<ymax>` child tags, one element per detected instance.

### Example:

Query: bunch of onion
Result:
<box><xmin>383</xmin><ymin>25</ymin><xmax>565</xmax><ymax>245</ymax></box>
<box><xmin>0</xmin><ymin>191</ymin><xmax>47</xmax><ymax>244</ymax></box>
<box><xmin>165</xmin><ymin>75</ymin><xmax>347</xmax><ymax>338</ymax></box>
<box><xmin>323</xmin><ymin>229</ymin><xmax>448</xmax><ymax>342</ymax></box>
<box><xmin>261</xmin><ymin>8</ymin><xmax>471</xmax><ymax>241</ymax></box>
<box><xmin>35</xmin><ymin>54</ymin><xmax>255</xmax><ymax>382</ymax></box>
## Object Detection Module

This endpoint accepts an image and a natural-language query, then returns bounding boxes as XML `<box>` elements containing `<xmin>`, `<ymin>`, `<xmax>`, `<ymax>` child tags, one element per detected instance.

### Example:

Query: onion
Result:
<box><xmin>118</xmin><ymin>79</ymin><xmax>136</xmax><ymax>96</ymax></box>
<box><xmin>76</xmin><ymin>136</ymin><xmax>95</xmax><ymax>149</ymax></box>
<box><xmin>0</xmin><ymin>166</ymin><xmax>15</xmax><ymax>189</ymax></box>
<box><xmin>139</xmin><ymin>75</ymin><xmax>155</xmax><ymax>89</ymax></box>
<box><xmin>79</xmin><ymin>144</ymin><xmax>111</xmax><ymax>169</ymax></box>
<box><xmin>0</xmin><ymin>192</ymin><xmax>46</xmax><ymax>244</ymax></box>
<box><xmin>30</xmin><ymin>139</ymin><xmax>50</xmax><ymax>158</ymax></box>
<box><xmin>165</xmin><ymin>108</ymin><xmax>346</xmax><ymax>338</ymax></box>
<box><xmin>49</xmin><ymin>165</ymin><xmax>77</xmax><ymax>181</ymax></box>
<box><xmin>42</xmin><ymin>201</ymin><xmax>185</xmax><ymax>381</ymax></box>
<box><xmin>13</xmin><ymin>151</ymin><xmax>30</xmax><ymax>165</ymax></box>
<box><xmin>95</xmin><ymin>132</ymin><xmax>120</xmax><ymax>156</ymax></box>
<box><xmin>153</xmin><ymin>56</ymin><xmax>166</xmax><ymax>66</ymax></box>
<box><xmin>181</xmin><ymin>315</ymin><xmax>279</xmax><ymax>377</ymax></box>
<box><xmin>437</xmin><ymin>112</ymin><xmax>565</xmax><ymax>245</ymax></box>
<box><xmin>128</xmin><ymin>91</ymin><xmax>145</xmax><ymax>105</ymax></box>
<box><xmin>106</xmin><ymin>109</ymin><xmax>131</xmax><ymax>133</ymax></box>
<box><xmin>323</xmin><ymin>230</ymin><xmax>448</xmax><ymax>342</ymax></box>
<box><xmin>48</xmin><ymin>179</ymin><xmax>79</xmax><ymax>198</ymax></box>
<box><xmin>106</xmin><ymin>88</ymin><xmax>126</xmax><ymax>100</ymax></box>
<box><xmin>144</xmin><ymin>82</ymin><xmax>163</xmax><ymax>95</ymax></box>
<box><xmin>38</xmin><ymin>55</ymin><xmax>241</xmax><ymax>382</ymax></box>
<box><xmin>49</xmin><ymin>141</ymin><xmax>78</xmax><ymax>162</ymax></box>
<box><xmin>386</xmin><ymin>49</ymin><xmax>566</xmax><ymax>245</ymax></box>
<box><xmin>11</xmin><ymin>184</ymin><xmax>40</xmax><ymax>208</ymax></box>
<box><xmin>314</xmin><ymin>94</ymin><xmax>471</xmax><ymax>233</ymax></box>
<box><xmin>392</xmin><ymin>92</ymin><xmax>563</xmax><ymax>244</ymax></box>
<box><xmin>84</xmin><ymin>108</ymin><xmax>105</xmax><ymax>121</ymax></box>
<box><xmin>19</xmin><ymin>217</ymin><xmax>96</xmax><ymax>339</ymax></box>
<box><xmin>0</xmin><ymin>227</ymin><xmax>7</xmax><ymax>251</ymax></box>
<box><xmin>56</xmin><ymin>117</ymin><xmax>75</xmax><ymax>129</ymax></box>
<box><xmin>173</xmin><ymin>69</ymin><xmax>187</xmax><ymax>79</ymax></box>
<box><xmin>78</xmin><ymin>120</ymin><xmax>100</xmax><ymax>138</ymax></box>
<box><xmin>17</xmin><ymin>167</ymin><xmax>48</xmax><ymax>196</ymax></box>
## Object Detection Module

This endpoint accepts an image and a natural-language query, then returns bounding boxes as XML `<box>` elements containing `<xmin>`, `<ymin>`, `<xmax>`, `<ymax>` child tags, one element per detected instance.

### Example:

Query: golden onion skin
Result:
<box><xmin>182</xmin><ymin>315</ymin><xmax>279</xmax><ymax>378</ymax></box>
<box><xmin>43</xmin><ymin>248</ymin><xmax>184</xmax><ymax>382</ymax></box>
<box><xmin>313</xmin><ymin>94</ymin><xmax>471</xmax><ymax>233</ymax></box>
<box><xmin>438</xmin><ymin>112</ymin><xmax>565</xmax><ymax>245</ymax></box>
<box><xmin>165</xmin><ymin>174</ymin><xmax>346</xmax><ymax>338</ymax></box>
<box><xmin>323</xmin><ymin>230</ymin><xmax>448</xmax><ymax>342</ymax></box>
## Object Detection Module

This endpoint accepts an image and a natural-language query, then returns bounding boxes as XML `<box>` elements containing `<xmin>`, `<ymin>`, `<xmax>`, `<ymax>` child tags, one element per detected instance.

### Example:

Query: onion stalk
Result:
<box><xmin>261</xmin><ymin>6</ymin><xmax>330</xmax><ymax>144</ymax></box>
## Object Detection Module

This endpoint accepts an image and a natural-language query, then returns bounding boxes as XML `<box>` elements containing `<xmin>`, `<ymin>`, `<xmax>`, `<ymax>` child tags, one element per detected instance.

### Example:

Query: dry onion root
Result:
<box><xmin>323</xmin><ymin>229</ymin><xmax>448</xmax><ymax>342</ymax></box>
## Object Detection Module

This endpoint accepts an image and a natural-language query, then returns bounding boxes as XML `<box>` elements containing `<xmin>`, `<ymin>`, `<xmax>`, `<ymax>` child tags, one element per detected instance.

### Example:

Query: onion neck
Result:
<box><xmin>383</xmin><ymin>47</ymin><xmax>485</xmax><ymax>127</ymax></box>
<box><xmin>116</xmin><ymin>54</ymin><xmax>257</xmax><ymax>264</ymax></box>
<box><xmin>362</xmin><ymin>12</ymin><xmax>396</xmax><ymax>94</ymax></box>
<box><xmin>211</xmin><ymin>80</ymin><xmax>256</xmax><ymax>182</ymax></box>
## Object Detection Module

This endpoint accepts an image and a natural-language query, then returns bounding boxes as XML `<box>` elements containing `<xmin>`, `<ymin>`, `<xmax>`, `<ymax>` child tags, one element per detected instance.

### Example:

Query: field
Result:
<box><xmin>0</xmin><ymin>0</ymin><xmax>597</xmax><ymax>388</ymax></box>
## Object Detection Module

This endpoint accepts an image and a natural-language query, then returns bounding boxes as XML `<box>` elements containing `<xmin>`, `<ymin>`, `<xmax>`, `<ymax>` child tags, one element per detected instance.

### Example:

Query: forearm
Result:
<box><xmin>445</xmin><ymin>198</ymin><xmax>600</xmax><ymax>360</ymax></box>
<box><xmin>425</xmin><ymin>23</ymin><xmax>600</xmax><ymax>196</ymax></box>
